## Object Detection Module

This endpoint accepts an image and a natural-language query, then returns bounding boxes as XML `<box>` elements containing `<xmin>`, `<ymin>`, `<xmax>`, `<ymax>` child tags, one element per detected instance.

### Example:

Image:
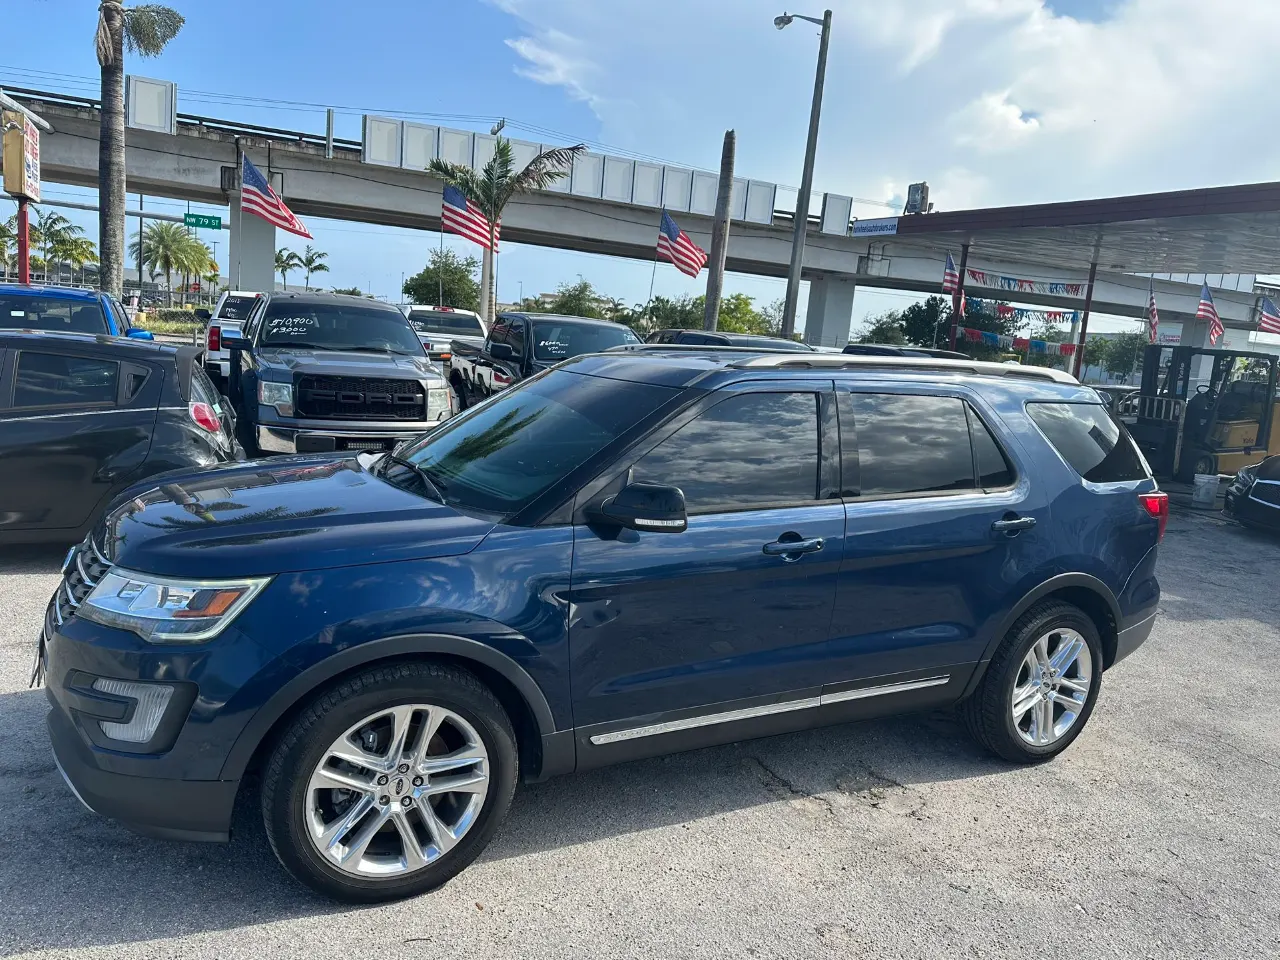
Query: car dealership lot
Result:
<box><xmin>1</xmin><ymin>511</ymin><xmax>1276</xmax><ymax>959</ymax></box>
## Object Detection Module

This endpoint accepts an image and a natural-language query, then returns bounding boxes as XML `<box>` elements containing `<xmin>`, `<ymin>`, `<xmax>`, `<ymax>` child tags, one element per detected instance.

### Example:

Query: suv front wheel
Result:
<box><xmin>961</xmin><ymin>600</ymin><xmax>1103</xmax><ymax>763</ymax></box>
<box><xmin>262</xmin><ymin>662</ymin><xmax>518</xmax><ymax>902</ymax></box>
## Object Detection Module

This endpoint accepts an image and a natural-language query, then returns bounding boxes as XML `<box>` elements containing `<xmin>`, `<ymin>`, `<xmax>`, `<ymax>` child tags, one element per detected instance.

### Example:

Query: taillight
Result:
<box><xmin>493</xmin><ymin>370</ymin><xmax>512</xmax><ymax>385</ymax></box>
<box><xmin>1139</xmin><ymin>492</ymin><xmax>1169</xmax><ymax>542</ymax></box>
<box><xmin>440</xmin><ymin>351</ymin><xmax>451</xmax><ymax>361</ymax></box>
<box><xmin>189</xmin><ymin>401</ymin><xmax>221</xmax><ymax>434</ymax></box>
<box><xmin>207</xmin><ymin>325</ymin><xmax>221</xmax><ymax>352</ymax></box>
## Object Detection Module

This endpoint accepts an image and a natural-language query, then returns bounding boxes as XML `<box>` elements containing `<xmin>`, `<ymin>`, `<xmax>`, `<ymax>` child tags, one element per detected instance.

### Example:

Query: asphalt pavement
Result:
<box><xmin>1</xmin><ymin>509</ymin><xmax>1277</xmax><ymax>959</ymax></box>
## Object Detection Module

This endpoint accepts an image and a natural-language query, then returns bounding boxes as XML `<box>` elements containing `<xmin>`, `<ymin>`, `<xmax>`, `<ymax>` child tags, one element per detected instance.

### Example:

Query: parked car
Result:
<box><xmin>37</xmin><ymin>349</ymin><xmax>1165</xmax><ymax>901</ymax></box>
<box><xmin>221</xmin><ymin>291</ymin><xmax>453</xmax><ymax>456</ymax></box>
<box><xmin>1</xmin><ymin>283</ymin><xmax>154</xmax><ymax>341</ymax></box>
<box><xmin>1223</xmin><ymin>455</ymin><xmax>1280</xmax><ymax>533</ymax></box>
<box><xmin>842</xmin><ymin>343</ymin><xmax>971</xmax><ymax>360</ymax></box>
<box><xmin>449</xmin><ymin>312</ymin><xmax>640</xmax><ymax>407</ymax></box>
<box><xmin>648</xmin><ymin>328</ymin><xmax>815</xmax><ymax>352</ymax></box>
<box><xmin>196</xmin><ymin>290</ymin><xmax>262</xmax><ymax>386</ymax></box>
<box><xmin>402</xmin><ymin>305</ymin><xmax>486</xmax><ymax>364</ymax></box>
<box><xmin>0</xmin><ymin>330</ymin><xmax>240</xmax><ymax>545</ymax></box>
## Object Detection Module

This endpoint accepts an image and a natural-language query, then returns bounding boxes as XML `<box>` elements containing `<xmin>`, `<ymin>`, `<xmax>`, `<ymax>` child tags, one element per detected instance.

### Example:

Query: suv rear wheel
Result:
<box><xmin>961</xmin><ymin>601</ymin><xmax>1103</xmax><ymax>763</ymax></box>
<box><xmin>262</xmin><ymin>662</ymin><xmax>517</xmax><ymax>902</ymax></box>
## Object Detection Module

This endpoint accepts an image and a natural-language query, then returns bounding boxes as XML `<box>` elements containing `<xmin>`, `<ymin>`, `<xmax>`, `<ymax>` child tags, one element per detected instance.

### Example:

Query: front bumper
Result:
<box><xmin>256</xmin><ymin>413</ymin><xmax>449</xmax><ymax>454</ymax></box>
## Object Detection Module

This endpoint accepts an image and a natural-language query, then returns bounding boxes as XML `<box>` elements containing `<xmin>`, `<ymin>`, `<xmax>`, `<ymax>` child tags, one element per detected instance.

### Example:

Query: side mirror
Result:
<box><xmin>222</xmin><ymin>336</ymin><xmax>250</xmax><ymax>352</ymax></box>
<box><xmin>597</xmin><ymin>481</ymin><xmax>687</xmax><ymax>533</ymax></box>
<box><xmin>490</xmin><ymin>342</ymin><xmax>515</xmax><ymax>361</ymax></box>
<box><xmin>124</xmin><ymin>329</ymin><xmax>154</xmax><ymax>341</ymax></box>
<box><xmin>194</xmin><ymin>308</ymin><xmax>212</xmax><ymax>321</ymax></box>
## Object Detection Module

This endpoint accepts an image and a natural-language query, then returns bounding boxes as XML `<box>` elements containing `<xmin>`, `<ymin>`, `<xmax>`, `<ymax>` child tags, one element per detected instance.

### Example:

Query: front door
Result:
<box><xmin>568</xmin><ymin>382</ymin><xmax>844</xmax><ymax>760</ymax></box>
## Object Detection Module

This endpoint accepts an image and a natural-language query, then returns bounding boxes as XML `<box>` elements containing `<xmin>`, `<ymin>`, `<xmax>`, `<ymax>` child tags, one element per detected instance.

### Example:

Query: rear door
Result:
<box><xmin>0</xmin><ymin>346</ymin><xmax>157</xmax><ymax>534</ymax></box>
<box><xmin>823</xmin><ymin>385</ymin><xmax>1054</xmax><ymax>706</ymax></box>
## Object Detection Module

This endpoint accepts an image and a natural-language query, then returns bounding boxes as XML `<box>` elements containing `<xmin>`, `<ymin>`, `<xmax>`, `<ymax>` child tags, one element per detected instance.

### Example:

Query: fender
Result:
<box><xmin>961</xmin><ymin>572</ymin><xmax>1122</xmax><ymax>699</ymax></box>
<box><xmin>219</xmin><ymin>632</ymin><xmax>559</xmax><ymax>780</ymax></box>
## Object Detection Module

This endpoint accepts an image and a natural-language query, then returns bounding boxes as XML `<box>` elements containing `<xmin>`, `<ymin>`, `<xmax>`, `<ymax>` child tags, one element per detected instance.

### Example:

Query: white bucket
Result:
<box><xmin>1191</xmin><ymin>473</ymin><xmax>1218</xmax><ymax>508</ymax></box>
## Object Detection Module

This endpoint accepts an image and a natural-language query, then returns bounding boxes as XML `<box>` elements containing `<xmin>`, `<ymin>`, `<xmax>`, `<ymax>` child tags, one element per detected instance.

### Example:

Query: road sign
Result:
<box><xmin>2</xmin><ymin>112</ymin><xmax>41</xmax><ymax>202</ymax></box>
<box><xmin>184</xmin><ymin>213</ymin><xmax>222</xmax><ymax>230</ymax></box>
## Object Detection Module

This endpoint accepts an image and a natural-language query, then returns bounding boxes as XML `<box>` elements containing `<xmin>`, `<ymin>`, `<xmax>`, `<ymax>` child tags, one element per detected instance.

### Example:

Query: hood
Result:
<box><xmin>102</xmin><ymin>455</ymin><xmax>494</xmax><ymax>578</ymax></box>
<box><xmin>257</xmin><ymin>347</ymin><xmax>442</xmax><ymax>382</ymax></box>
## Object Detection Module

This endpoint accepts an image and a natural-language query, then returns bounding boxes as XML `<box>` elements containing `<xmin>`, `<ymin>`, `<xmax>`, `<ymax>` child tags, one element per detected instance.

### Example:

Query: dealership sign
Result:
<box><xmin>1</xmin><ymin>112</ymin><xmax>40</xmax><ymax>202</ymax></box>
<box><xmin>851</xmin><ymin>217</ymin><xmax>899</xmax><ymax>237</ymax></box>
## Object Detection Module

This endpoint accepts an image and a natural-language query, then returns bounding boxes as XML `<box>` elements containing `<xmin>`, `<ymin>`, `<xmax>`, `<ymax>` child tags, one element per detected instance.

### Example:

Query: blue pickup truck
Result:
<box><xmin>0</xmin><ymin>284</ymin><xmax>154</xmax><ymax>340</ymax></box>
<box><xmin>38</xmin><ymin>348</ymin><xmax>1164</xmax><ymax>902</ymax></box>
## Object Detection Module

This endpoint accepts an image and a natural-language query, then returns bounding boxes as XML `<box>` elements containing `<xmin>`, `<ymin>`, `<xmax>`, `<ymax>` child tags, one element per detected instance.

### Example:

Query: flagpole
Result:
<box><xmin>234</xmin><ymin>138</ymin><xmax>244</xmax><ymax>289</ymax></box>
<box><xmin>438</xmin><ymin>226</ymin><xmax>444</xmax><ymax>306</ymax></box>
<box><xmin>646</xmin><ymin>208</ymin><xmax>663</xmax><ymax>326</ymax></box>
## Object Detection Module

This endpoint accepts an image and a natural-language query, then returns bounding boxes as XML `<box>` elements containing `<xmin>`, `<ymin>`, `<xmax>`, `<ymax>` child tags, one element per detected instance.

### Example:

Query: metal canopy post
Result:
<box><xmin>1073</xmin><ymin>259</ymin><xmax>1099</xmax><ymax>378</ymax></box>
<box><xmin>949</xmin><ymin>242</ymin><xmax>969</xmax><ymax>350</ymax></box>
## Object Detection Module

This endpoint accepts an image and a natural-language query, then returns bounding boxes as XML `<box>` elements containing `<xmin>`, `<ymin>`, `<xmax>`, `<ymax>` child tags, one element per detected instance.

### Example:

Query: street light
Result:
<box><xmin>774</xmin><ymin>9</ymin><xmax>832</xmax><ymax>340</ymax></box>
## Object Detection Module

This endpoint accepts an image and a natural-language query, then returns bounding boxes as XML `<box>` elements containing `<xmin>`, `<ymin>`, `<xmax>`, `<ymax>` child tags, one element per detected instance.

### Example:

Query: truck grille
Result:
<box><xmin>47</xmin><ymin>533</ymin><xmax>113</xmax><ymax>633</ymax></box>
<box><xmin>294</xmin><ymin>375</ymin><xmax>426</xmax><ymax>421</ymax></box>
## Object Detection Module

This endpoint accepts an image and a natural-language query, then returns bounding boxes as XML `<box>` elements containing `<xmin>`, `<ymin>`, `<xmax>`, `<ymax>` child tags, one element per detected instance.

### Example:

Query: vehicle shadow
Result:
<box><xmin>0</xmin><ymin>684</ymin><xmax>1002</xmax><ymax>955</ymax></box>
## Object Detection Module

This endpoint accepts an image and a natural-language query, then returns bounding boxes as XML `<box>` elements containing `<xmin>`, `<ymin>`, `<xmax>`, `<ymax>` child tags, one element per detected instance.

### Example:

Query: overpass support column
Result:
<box><xmin>804</xmin><ymin>276</ymin><xmax>856</xmax><ymax>347</ymax></box>
<box><xmin>230</xmin><ymin>208</ymin><xmax>276</xmax><ymax>293</ymax></box>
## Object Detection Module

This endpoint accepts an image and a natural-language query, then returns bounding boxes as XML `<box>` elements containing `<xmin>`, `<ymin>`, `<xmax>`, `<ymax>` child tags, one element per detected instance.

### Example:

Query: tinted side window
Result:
<box><xmin>15</xmin><ymin>352</ymin><xmax>119</xmax><ymax>408</ymax></box>
<box><xmin>1027</xmin><ymin>402</ymin><xmax>1148</xmax><ymax>483</ymax></box>
<box><xmin>848</xmin><ymin>393</ymin><xmax>975</xmax><ymax>497</ymax></box>
<box><xmin>487</xmin><ymin>322</ymin><xmax>509</xmax><ymax>348</ymax></box>
<box><xmin>968</xmin><ymin>406</ymin><xmax>1014</xmax><ymax>488</ymax></box>
<box><xmin>632</xmin><ymin>392</ymin><xmax>820</xmax><ymax>512</ymax></box>
<box><xmin>507</xmin><ymin>321</ymin><xmax>526</xmax><ymax>357</ymax></box>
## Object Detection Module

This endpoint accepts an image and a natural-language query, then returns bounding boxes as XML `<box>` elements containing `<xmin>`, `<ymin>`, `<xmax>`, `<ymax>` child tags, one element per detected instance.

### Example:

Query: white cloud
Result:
<box><xmin>504</xmin><ymin>29</ymin><xmax>603</xmax><ymax>114</ymax></box>
<box><xmin>953</xmin><ymin>91</ymin><xmax>1042</xmax><ymax>152</ymax></box>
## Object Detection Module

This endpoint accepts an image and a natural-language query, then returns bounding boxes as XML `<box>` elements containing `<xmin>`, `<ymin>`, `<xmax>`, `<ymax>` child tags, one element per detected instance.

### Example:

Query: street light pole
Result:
<box><xmin>776</xmin><ymin>9</ymin><xmax>832</xmax><ymax>339</ymax></box>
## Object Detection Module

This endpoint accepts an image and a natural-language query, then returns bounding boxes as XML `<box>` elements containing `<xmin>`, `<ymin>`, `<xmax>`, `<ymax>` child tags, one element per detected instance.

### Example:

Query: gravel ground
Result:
<box><xmin>1</xmin><ymin>508</ymin><xmax>1277</xmax><ymax>959</ymax></box>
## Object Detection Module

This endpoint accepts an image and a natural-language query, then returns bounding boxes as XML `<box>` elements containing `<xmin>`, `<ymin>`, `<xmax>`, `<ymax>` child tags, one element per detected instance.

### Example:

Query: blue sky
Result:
<box><xmin>4</xmin><ymin>0</ymin><xmax>1278</xmax><ymax>335</ymax></box>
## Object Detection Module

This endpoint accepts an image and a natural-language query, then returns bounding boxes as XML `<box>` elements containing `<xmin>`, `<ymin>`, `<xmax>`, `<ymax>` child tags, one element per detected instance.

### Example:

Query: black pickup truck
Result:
<box><xmin>448</xmin><ymin>311</ymin><xmax>640</xmax><ymax>407</ymax></box>
<box><xmin>224</xmin><ymin>291</ymin><xmax>453</xmax><ymax>455</ymax></box>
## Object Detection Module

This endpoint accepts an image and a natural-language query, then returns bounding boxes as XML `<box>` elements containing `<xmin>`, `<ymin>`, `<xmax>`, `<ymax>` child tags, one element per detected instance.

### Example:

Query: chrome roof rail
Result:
<box><xmin>725</xmin><ymin>354</ymin><xmax>1079</xmax><ymax>384</ymax></box>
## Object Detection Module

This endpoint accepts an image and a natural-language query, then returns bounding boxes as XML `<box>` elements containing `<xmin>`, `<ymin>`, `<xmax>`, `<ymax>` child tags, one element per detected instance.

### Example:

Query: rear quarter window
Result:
<box><xmin>1027</xmin><ymin>402</ymin><xmax>1148</xmax><ymax>483</ymax></box>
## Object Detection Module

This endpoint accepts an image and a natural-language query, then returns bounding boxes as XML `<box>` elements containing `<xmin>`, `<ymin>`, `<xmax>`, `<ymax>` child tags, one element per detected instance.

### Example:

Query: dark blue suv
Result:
<box><xmin>36</xmin><ymin>349</ymin><xmax>1165</xmax><ymax>902</ymax></box>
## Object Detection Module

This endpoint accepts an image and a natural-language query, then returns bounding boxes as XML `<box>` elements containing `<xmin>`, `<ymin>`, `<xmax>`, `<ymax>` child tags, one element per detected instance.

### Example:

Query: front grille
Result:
<box><xmin>294</xmin><ymin>375</ymin><xmax>426</xmax><ymax>421</ymax></box>
<box><xmin>48</xmin><ymin>533</ymin><xmax>114</xmax><ymax>631</ymax></box>
<box><xmin>1249</xmin><ymin>481</ymin><xmax>1280</xmax><ymax>508</ymax></box>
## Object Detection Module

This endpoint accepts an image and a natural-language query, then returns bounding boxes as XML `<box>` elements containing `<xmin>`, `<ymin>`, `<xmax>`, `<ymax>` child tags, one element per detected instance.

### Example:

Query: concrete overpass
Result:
<box><xmin>11</xmin><ymin>86</ymin><xmax>1280</xmax><ymax>350</ymax></box>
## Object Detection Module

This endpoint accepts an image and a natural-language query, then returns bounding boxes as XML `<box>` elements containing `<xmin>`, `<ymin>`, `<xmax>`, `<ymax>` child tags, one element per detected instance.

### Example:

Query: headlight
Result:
<box><xmin>80</xmin><ymin>568</ymin><xmax>270</xmax><ymax>643</ymax></box>
<box><xmin>259</xmin><ymin>380</ymin><xmax>293</xmax><ymax>416</ymax></box>
<box><xmin>427</xmin><ymin>385</ymin><xmax>451</xmax><ymax>421</ymax></box>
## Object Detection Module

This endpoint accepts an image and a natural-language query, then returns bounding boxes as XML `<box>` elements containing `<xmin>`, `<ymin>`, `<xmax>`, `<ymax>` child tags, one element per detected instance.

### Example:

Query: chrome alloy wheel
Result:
<box><xmin>1011</xmin><ymin>628</ymin><xmax>1093</xmax><ymax>746</ymax></box>
<box><xmin>306</xmin><ymin>704</ymin><xmax>489</xmax><ymax>877</ymax></box>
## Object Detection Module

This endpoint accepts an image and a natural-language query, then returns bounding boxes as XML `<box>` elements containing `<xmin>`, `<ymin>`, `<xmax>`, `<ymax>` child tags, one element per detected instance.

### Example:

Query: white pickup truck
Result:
<box><xmin>198</xmin><ymin>290</ymin><xmax>263</xmax><ymax>386</ymax></box>
<box><xmin>402</xmin><ymin>305</ymin><xmax>487</xmax><ymax>364</ymax></box>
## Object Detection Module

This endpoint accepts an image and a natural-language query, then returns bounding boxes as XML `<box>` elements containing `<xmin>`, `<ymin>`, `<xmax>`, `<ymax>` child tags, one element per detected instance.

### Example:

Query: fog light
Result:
<box><xmin>91</xmin><ymin>678</ymin><xmax>174</xmax><ymax>743</ymax></box>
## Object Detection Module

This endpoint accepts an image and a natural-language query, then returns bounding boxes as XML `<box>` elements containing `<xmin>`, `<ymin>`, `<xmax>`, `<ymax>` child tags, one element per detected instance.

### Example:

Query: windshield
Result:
<box><xmin>396</xmin><ymin>369</ymin><xmax>677</xmax><ymax>517</ymax></box>
<box><xmin>259</xmin><ymin>301</ymin><xmax>424</xmax><ymax>355</ymax></box>
<box><xmin>216</xmin><ymin>295</ymin><xmax>259</xmax><ymax>321</ymax></box>
<box><xmin>531</xmin><ymin>321</ymin><xmax>640</xmax><ymax>362</ymax></box>
<box><xmin>409</xmin><ymin>311</ymin><xmax>484</xmax><ymax>336</ymax></box>
<box><xmin>1</xmin><ymin>295</ymin><xmax>106</xmax><ymax>334</ymax></box>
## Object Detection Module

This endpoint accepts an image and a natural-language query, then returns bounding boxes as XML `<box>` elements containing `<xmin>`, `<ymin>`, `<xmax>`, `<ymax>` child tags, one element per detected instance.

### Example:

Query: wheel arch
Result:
<box><xmin>962</xmin><ymin>573</ymin><xmax>1121</xmax><ymax>699</ymax></box>
<box><xmin>221</xmin><ymin>633</ymin><xmax>561</xmax><ymax>783</ymax></box>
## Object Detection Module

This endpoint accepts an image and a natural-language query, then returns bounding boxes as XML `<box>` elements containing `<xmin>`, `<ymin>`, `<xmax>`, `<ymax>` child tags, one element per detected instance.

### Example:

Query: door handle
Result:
<box><xmin>763</xmin><ymin>536</ymin><xmax>824</xmax><ymax>559</ymax></box>
<box><xmin>991</xmin><ymin>515</ymin><xmax>1037</xmax><ymax>536</ymax></box>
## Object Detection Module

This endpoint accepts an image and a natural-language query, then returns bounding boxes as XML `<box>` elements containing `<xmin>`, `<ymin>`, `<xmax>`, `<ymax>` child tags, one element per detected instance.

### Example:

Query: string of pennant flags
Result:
<box><xmin>958</xmin><ymin>327</ymin><xmax>1078</xmax><ymax>356</ymax></box>
<box><xmin>963</xmin><ymin>299</ymin><xmax>1080</xmax><ymax>325</ymax></box>
<box><xmin>965</xmin><ymin>269</ymin><xmax>1087</xmax><ymax>297</ymax></box>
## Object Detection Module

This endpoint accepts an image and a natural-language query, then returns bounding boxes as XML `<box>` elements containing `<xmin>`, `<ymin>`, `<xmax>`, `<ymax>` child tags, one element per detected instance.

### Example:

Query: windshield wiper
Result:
<box><xmin>376</xmin><ymin>454</ymin><xmax>444</xmax><ymax>502</ymax></box>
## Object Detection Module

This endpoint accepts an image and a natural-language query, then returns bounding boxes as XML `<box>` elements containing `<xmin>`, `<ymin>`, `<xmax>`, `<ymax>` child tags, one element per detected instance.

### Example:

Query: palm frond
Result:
<box><xmin>509</xmin><ymin>144</ymin><xmax>585</xmax><ymax>194</ymax></box>
<box><xmin>122</xmin><ymin>5</ymin><xmax>185</xmax><ymax>58</ymax></box>
<box><xmin>95</xmin><ymin>2</ymin><xmax>123</xmax><ymax>66</ymax></box>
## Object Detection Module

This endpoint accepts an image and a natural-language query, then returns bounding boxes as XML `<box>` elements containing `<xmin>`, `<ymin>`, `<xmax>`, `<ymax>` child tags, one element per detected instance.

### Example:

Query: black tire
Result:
<box><xmin>261</xmin><ymin>661</ymin><xmax>518</xmax><ymax>903</ymax></box>
<box><xmin>450</xmin><ymin>374</ymin><xmax>470</xmax><ymax>410</ymax></box>
<box><xmin>960</xmin><ymin>600</ymin><xmax>1103</xmax><ymax>763</ymax></box>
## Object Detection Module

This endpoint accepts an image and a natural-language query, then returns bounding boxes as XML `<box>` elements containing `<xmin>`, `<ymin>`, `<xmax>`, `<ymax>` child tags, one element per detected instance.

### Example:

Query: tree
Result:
<box><xmin>544</xmin><ymin>278</ymin><xmax>604</xmax><ymax>318</ymax></box>
<box><xmin>35</xmin><ymin>211</ymin><xmax>81</xmax><ymax>283</ymax></box>
<box><xmin>1093</xmin><ymin>331</ymin><xmax>1147</xmax><ymax>380</ymax></box>
<box><xmin>856</xmin><ymin>311</ymin><xmax>907</xmax><ymax>344</ymax></box>
<box><xmin>331</xmin><ymin>286</ymin><xmax>366</xmax><ymax>297</ymax></box>
<box><xmin>0</xmin><ymin>214</ymin><xmax>13</xmax><ymax>280</ymax></box>
<box><xmin>402</xmin><ymin>248</ymin><xmax>481</xmax><ymax>310</ymax></box>
<box><xmin>62</xmin><ymin>236</ymin><xmax>100</xmax><ymax>286</ymax></box>
<box><xmin>899</xmin><ymin>296</ymin><xmax>951</xmax><ymax>348</ymax></box>
<box><xmin>95</xmin><ymin>3</ymin><xmax>185</xmax><ymax>297</ymax></box>
<box><xmin>300</xmin><ymin>245</ymin><xmax>329</xmax><ymax>291</ymax></box>
<box><xmin>129</xmin><ymin>221</ymin><xmax>201</xmax><ymax>305</ymax></box>
<box><xmin>429</xmin><ymin>136</ymin><xmax>583</xmax><ymax>321</ymax></box>
<box><xmin>275</xmin><ymin>248</ymin><xmax>302</xmax><ymax>290</ymax></box>
<box><xmin>646</xmin><ymin>294</ymin><xmax>702</xmax><ymax>328</ymax></box>
<box><xmin>758</xmin><ymin>298</ymin><xmax>785</xmax><ymax>337</ymax></box>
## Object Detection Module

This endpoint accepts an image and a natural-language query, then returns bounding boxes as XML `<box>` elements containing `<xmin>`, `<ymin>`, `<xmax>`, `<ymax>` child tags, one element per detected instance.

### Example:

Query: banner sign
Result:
<box><xmin>2</xmin><ymin>112</ymin><xmax>41</xmax><ymax>202</ymax></box>
<box><xmin>852</xmin><ymin>217</ymin><xmax>899</xmax><ymax>237</ymax></box>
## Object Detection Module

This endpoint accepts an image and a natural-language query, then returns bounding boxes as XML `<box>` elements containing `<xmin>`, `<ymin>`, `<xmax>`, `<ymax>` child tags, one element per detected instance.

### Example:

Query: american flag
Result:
<box><xmin>656</xmin><ymin>210</ymin><xmax>707</xmax><ymax>277</ymax></box>
<box><xmin>240</xmin><ymin>156</ymin><xmax>311</xmax><ymax>239</ymax></box>
<box><xmin>941</xmin><ymin>253</ymin><xmax>959</xmax><ymax>295</ymax></box>
<box><xmin>1197</xmin><ymin>282</ymin><xmax>1223</xmax><ymax>345</ymax></box>
<box><xmin>442</xmin><ymin>185</ymin><xmax>498</xmax><ymax>251</ymax></box>
<box><xmin>1146</xmin><ymin>279</ymin><xmax>1159</xmax><ymax>344</ymax></box>
<box><xmin>1259</xmin><ymin>296</ymin><xmax>1280</xmax><ymax>335</ymax></box>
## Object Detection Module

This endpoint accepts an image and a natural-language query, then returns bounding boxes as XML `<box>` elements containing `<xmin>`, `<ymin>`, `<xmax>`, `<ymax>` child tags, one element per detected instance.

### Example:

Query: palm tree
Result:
<box><xmin>275</xmin><ymin>248</ymin><xmax>302</xmax><ymax>290</ymax></box>
<box><xmin>429</xmin><ymin>137</ymin><xmax>583</xmax><ymax>321</ymax></box>
<box><xmin>4</xmin><ymin>211</ymin><xmax>45</xmax><ymax>281</ymax></box>
<box><xmin>95</xmin><ymin>3</ymin><xmax>185</xmax><ymax>298</ymax></box>
<box><xmin>300</xmin><ymin>245</ymin><xmax>329</xmax><ymax>290</ymax></box>
<box><xmin>0</xmin><ymin>216</ymin><xmax>13</xmax><ymax>281</ymax></box>
<box><xmin>37</xmin><ymin>212</ymin><xmax>83</xmax><ymax>284</ymax></box>
<box><xmin>61</xmin><ymin>236</ymin><xmax>100</xmax><ymax>286</ymax></box>
<box><xmin>129</xmin><ymin>221</ymin><xmax>194</xmax><ymax>305</ymax></box>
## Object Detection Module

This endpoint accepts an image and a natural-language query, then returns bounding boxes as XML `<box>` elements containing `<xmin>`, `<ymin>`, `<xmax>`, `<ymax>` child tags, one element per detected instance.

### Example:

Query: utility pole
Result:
<box><xmin>703</xmin><ymin>130</ymin><xmax>736</xmax><ymax>331</ymax></box>
<box><xmin>778</xmin><ymin>9</ymin><xmax>833</xmax><ymax>338</ymax></box>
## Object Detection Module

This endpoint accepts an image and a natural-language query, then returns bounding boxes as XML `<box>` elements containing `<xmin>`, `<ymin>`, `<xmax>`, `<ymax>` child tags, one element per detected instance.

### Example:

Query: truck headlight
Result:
<box><xmin>80</xmin><ymin>568</ymin><xmax>270</xmax><ymax>643</ymax></box>
<box><xmin>427</xmin><ymin>385</ymin><xmax>452</xmax><ymax>421</ymax></box>
<box><xmin>259</xmin><ymin>380</ymin><xmax>293</xmax><ymax>416</ymax></box>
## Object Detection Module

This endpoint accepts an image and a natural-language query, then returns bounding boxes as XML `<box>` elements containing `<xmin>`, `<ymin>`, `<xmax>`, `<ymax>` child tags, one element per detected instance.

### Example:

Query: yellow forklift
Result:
<box><xmin>1129</xmin><ymin>345</ymin><xmax>1280</xmax><ymax>480</ymax></box>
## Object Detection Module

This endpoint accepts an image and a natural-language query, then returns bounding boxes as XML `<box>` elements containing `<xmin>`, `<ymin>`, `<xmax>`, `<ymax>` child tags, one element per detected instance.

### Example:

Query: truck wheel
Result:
<box><xmin>960</xmin><ymin>600</ymin><xmax>1103</xmax><ymax>764</ymax></box>
<box><xmin>261</xmin><ymin>661</ymin><xmax>518</xmax><ymax>903</ymax></box>
<box><xmin>450</xmin><ymin>374</ymin><xmax>470</xmax><ymax>410</ymax></box>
